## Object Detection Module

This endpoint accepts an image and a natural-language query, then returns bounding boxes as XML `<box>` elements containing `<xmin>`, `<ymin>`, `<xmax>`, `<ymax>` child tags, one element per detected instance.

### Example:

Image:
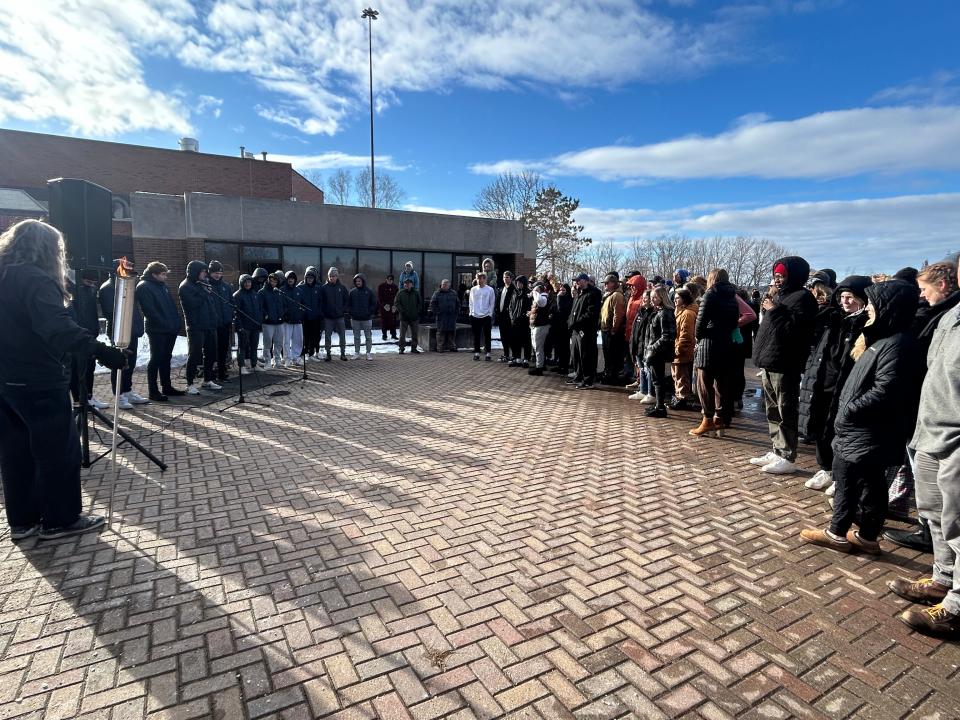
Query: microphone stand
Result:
<box><xmin>204</xmin><ymin>289</ymin><xmax>270</xmax><ymax>413</ymax></box>
<box><xmin>278</xmin><ymin>290</ymin><xmax>326</xmax><ymax>386</ymax></box>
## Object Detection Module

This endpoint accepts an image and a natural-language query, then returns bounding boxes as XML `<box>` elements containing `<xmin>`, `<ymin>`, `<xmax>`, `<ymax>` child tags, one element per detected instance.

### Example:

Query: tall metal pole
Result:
<box><xmin>362</xmin><ymin>8</ymin><xmax>378</xmax><ymax>209</ymax></box>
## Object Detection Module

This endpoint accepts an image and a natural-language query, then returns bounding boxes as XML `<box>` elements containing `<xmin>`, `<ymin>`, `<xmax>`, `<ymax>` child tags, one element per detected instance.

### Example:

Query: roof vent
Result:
<box><xmin>178</xmin><ymin>137</ymin><xmax>199</xmax><ymax>152</ymax></box>
<box><xmin>243</xmin><ymin>151</ymin><xmax>256</xmax><ymax>159</ymax></box>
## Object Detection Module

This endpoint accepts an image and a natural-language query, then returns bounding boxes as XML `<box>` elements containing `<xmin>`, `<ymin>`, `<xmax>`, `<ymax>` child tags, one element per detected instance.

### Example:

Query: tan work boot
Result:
<box><xmin>888</xmin><ymin>577</ymin><xmax>949</xmax><ymax>605</ymax></box>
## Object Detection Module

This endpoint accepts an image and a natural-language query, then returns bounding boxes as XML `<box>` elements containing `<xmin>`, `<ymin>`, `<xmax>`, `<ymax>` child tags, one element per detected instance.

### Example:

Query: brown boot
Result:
<box><xmin>846</xmin><ymin>530</ymin><xmax>882</xmax><ymax>555</ymax></box>
<box><xmin>899</xmin><ymin>604</ymin><xmax>960</xmax><ymax>637</ymax></box>
<box><xmin>689</xmin><ymin>417</ymin><xmax>716</xmax><ymax>437</ymax></box>
<box><xmin>888</xmin><ymin>577</ymin><xmax>949</xmax><ymax>605</ymax></box>
<box><xmin>800</xmin><ymin>528</ymin><xmax>852</xmax><ymax>553</ymax></box>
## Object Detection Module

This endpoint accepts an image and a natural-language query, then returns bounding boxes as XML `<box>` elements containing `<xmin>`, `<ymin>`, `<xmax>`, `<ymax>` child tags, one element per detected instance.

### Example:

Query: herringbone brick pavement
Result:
<box><xmin>1</xmin><ymin>355</ymin><xmax>958</xmax><ymax>719</ymax></box>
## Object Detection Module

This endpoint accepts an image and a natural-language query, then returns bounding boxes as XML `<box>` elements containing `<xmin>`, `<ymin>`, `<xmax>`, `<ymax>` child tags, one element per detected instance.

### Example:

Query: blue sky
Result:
<box><xmin>1</xmin><ymin>0</ymin><xmax>958</xmax><ymax>273</ymax></box>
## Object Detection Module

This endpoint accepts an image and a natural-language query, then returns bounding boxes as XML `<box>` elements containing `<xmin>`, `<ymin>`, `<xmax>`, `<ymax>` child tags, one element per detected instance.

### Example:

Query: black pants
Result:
<box><xmin>648</xmin><ymin>361</ymin><xmax>669</xmax><ymax>408</ymax></box>
<box><xmin>510</xmin><ymin>319</ymin><xmax>531</xmax><ymax>361</ymax></box>
<box><xmin>69</xmin><ymin>354</ymin><xmax>95</xmax><ymax>402</ymax></box>
<box><xmin>498</xmin><ymin>311</ymin><xmax>513</xmax><ymax>357</ymax></box>
<box><xmin>147</xmin><ymin>332</ymin><xmax>177</xmax><ymax>393</ymax></box>
<box><xmin>601</xmin><ymin>330</ymin><xmax>625</xmax><ymax>380</ymax></box>
<box><xmin>186</xmin><ymin>329</ymin><xmax>216</xmax><ymax>385</ymax></box>
<box><xmin>237</xmin><ymin>328</ymin><xmax>260</xmax><ymax>368</ymax></box>
<box><xmin>816</xmin><ymin>423</ymin><xmax>835</xmax><ymax>472</ymax></box>
<box><xmin>0</xmin><ymin>386</ymin><xmax>81</xmax><ymax>530</ymax></box>
<box><xmin>571</xmin><ymin>330</ymin><xmax>597</xmax><ymax>383</ymax></box>
<box><xmin>215</xmin><ymin>325</ymin><xmax>231</xmax><ymax>380</ymax></box>
<box><xmin>304</xmin><ymin>318</ymin><xmax>322</xmax><ymax>355</ymax></box>
<box><xmin>471</xmin><ymin>316</ymin><xmax>492</xmax><ymax>354</ymax></box>
<box><xmin>551</xmin><ymin>325</ymin><xmax>570</xmax><ymax>370</ymax></box>
<box><xmin>829</xmin><ymin>456</ymin><xmax>887</xmax><ymax>541</ymax></box>
<box><xmin>110</xmin><ymin>335</ymin><xmax>139</xmax><ymax>395</ymax></box>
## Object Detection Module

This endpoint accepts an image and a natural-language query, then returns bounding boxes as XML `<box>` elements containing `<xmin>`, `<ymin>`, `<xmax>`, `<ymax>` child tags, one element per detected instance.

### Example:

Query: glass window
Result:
<box><xmin>322</xmin><ymin>247</ymin><xmax>357</xmax><ymax>280</ymax></box>
<box><xmin>283</xmin><ymin>246</ymin><xmax>321</xmax><ymax>282</ymax></box>
<box><xmin>455</xmin><ymin>255</ymin><xmax>480</xmax><ymax>270</ymax></box>
<box><xmin>422</xmin><ymin>252</ymin><xmax>452</xmax><ymax>296</ymax></box>
<box><xmin>241</xmin><ymin>244</ymin><xmax>282</xmax><ymax>276</ymax></box>
<box><xmin>205</xmin><ymin>242</ymin><xmax>240</xmax><ymax>274</ymax></box>
<box><xmin>358</xmin><ymin>250</ymin><xmax>391</xmax><ymax>288</ymax></box>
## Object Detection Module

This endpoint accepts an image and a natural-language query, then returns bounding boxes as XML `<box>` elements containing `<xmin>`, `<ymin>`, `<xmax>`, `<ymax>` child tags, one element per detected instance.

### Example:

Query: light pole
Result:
<box><xmin>362</xmin><ymin>7</ymin><xmax>378</xmax><ymax>209</ymax></box>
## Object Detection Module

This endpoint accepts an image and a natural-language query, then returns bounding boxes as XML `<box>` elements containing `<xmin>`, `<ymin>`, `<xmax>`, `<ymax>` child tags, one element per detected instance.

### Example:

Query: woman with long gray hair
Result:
<box><xmin>0</xmin><ymin>220</ymin><xmax>126</xmax><ymax>541</ymax></box>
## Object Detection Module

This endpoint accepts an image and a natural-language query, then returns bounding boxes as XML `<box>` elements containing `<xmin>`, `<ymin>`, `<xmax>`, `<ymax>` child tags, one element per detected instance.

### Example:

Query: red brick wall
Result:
<box><xmin>0</xmin><ymin>129</ymin><xmax>294</xmax><ymax>200</ymax></box>
<box><xmin>291</xmin><ymin>171</ymin><xmax>325</xmax><ymax>203</ymax></box>
<box><xmin>0</xmin><ymin>212</ymin><xmax>43</xmax><ymax>234</ymax></box>
<box><xmin>513</xmin><ymin>254</ymin><xmax>536</xmax><ymax>280</ymax></box>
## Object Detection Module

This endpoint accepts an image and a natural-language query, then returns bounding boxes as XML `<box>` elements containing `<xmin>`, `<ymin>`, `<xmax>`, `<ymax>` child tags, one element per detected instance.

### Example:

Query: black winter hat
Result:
<box><xmin>894</xmin><ymin>267</ymin><xmax>919</xmax><ymax>285</ymax></box>
<box><xmin>806</xmin><ymin>270</ymin><xmax>835</xmax><ymax>289</ymax></box>
<box><xmin>833</xmin><ymin>275</ymin><xmax>873</xmax><ymax>304</ymax></box>
<box><xmin>208</xmin><ymin>260</ymin><xmax>223</xmax><ymax>273</ymax></box>
<box><xmin>252</xmin><ymin>267</ymin><xmax>268</xmax><ymax>280</ymax></box>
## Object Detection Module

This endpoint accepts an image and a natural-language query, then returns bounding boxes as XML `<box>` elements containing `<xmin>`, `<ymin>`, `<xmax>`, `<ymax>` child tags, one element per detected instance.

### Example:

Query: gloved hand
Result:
<box><xmin>94</xmin><ymin>342</ymin><xmax>127</xmax><ymax>370</ymax></box>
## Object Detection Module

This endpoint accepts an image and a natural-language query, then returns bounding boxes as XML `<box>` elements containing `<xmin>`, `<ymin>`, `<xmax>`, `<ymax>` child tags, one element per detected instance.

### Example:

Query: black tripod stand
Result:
<box><xmin>277</xmin><ymin>290</ymin><xmax>326</xmax><ymax>386</ymax></box>
<box><xmin>219</xmin><ymin>326</ymin><xmax>269</xmax><ymax>413</ymax></box>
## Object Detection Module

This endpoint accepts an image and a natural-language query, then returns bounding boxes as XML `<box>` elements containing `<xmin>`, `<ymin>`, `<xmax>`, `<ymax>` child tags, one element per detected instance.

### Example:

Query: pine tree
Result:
<box><xmin>525</xmin><ymin>186</ymin><xmax>592</xmax><ymax>276</ymax></box>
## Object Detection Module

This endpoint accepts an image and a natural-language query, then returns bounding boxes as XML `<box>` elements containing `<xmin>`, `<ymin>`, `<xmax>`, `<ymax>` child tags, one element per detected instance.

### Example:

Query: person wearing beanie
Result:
<box><xmin>599</xmin><ymin>273</ymin><xmax>626</xmax><ymax>384</ymax></box>
<box><xmin>178</xmin><ymin>260</ymin><xmax>221</xmax><ymax>394</ymax></box>
<box><xmin>894</xmin><ymin>267</ymin><xmax>920</xmax><ymax>286</ymax></box>
<box><xmin>298</xmin><ymin>267</ymin><xmax>324</xmax><ymax>359</ymax></box>
<box><xmin>206</xmin><ymin>260</ymin><xmax>235</xmax><ymax>382</ymax></box>
<box><xmin>320</xmin><ymin>267</ymin><xmax>350</xmax><ymax>361</ymax></box>
<box><xmin>750</xmin><ymin>256</ymin><xmax>818</xmax><ymax>474</ymax></box>
<box><xmin>399</xmin><ymin>261</ymin><xmax>420</xmax><ymax>292</ymax></box>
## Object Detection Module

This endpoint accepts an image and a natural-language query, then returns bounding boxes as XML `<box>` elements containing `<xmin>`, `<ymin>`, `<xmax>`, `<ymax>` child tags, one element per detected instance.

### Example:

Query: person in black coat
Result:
<box><xmin>178</xmin><ymin>260</ymin><xmax>220</xmax><ymax>393</ymax></box>
<box><xmin>802</xmin><ymin>276</ymin><xmax>872</xmax><ymax>491</ymax></box>
<box><xmin>100</xmin><ymin>271</ymin><xmax>148</xmax><ymax>408</ymax></box>
<box><xmin>258</xmin><ymin>272</ymin><xmax>284</xmax><ymax>367</ymax></box>
<box><xmin>690</xmin><ymin>269</ymin><xmax>739</xmax><ymax>437</ymax></box>
<box><xmin>136</xmin><ymin>261</ymin><xmax>184</xmax><ymax>400</ymax></box>
<box><xmin>496</xmin><ymin>271</ymin><xmax>515</xmax><ymax>362</ymax></box>
<box><xmin>549</xmin><ymin>283</ymin><xmax>573</xmax><ymax>374</ymax></box>
<box><xmin>232</xmin><ymin>274</ymin><xmax>261</xmax><ymax>374</ymax></box>
<box><xmin>798</xmin><ymin>284</ymin><xmax>842</xmax><ymax>443</ymax></box>
<box><xmin>567</xmin><ymin>273</ymin><xmax>602</xmax><ymax>389</ymax></box>
<box><xmin>801</xmin><ymin>280</ymin><xmax>919</xmax><ymax>554</ymax></box>
<box><xmin>750</xmin><ymin>256</ymin><xmax>819</xmax><ymax>473</ymax></box>
<box><xmin>643</xmin><ymin>286</ymin><xmax>676</xmax><ymax>417</ymax></box>
<box><xmin>0</xmin><ymin>220</ymin><xmax>126</xmax><ymax>541</ymax></box>
<box><xmin>508</xmin><ymin>275</ymin><xmax>532</xmax><ymax>367</ymax></box>
<box><xmin>320</xmin><ymin>267</ymin><xmax>351</xmax><ymax>361</ymax></box>
<box><xmin>206</xmin><ymin>261</ymin><xmax>235</xmax><ymax>381</ymax></box>
<box><xmin>298</xmin><ymin>266</ymin><xmax>324</xmax><ymax>359</ymax></box>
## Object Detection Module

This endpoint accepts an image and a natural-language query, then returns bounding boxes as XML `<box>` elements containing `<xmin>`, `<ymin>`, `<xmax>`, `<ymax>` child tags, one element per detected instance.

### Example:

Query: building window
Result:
<box><xmin>322</xmin><ymin>247</ymin><xmax>357</xmax><ymax>280</ymax></box>
<box><xmin>422</xmin><ymin>252</ymin><xmax>452</xmax><ymax>295</ymax></box>
<box><xmin>358</xmin><ymin>250</ymin><xmax>391</xmax><ymax>287</ymax></box>
<box><xmin>205</xmin><ymin>242</ymin><xmax>240</xmax><ymax>274</ymax></box>
<box><xmin>241</xmin><ymin>245</ymin><xmax>282</xmax><ymax>275</ymax></box>
<box><xmin>283</xmin><ymin>246</ymin><xmax>321</xmax><ymax>282</ymax></box>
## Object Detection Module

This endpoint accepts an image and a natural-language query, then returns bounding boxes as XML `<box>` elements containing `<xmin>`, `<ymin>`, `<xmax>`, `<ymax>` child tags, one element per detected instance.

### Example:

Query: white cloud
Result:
<box><xmin>271</xmin><ymin>152</ymin><xmax>408</xmax><ymax>172</ymax></box>
<box><xmin>196</xmin><ymin>95</ymin><xmax>223</xmax><ymax>118</ymax></box>
<box><xmin>870</xmin><ymin>70</ymin><xmax>960</xmax><ymax>106</ymax></box>
<box><xmin>575</xmin><ymin>193</ymin><xmax>960</xmax><ymax>272</ymax></box>
<box><xmin>470</xmin><ymin>105</ymin><xmax>960</xmax><ymax>181</ymax></box>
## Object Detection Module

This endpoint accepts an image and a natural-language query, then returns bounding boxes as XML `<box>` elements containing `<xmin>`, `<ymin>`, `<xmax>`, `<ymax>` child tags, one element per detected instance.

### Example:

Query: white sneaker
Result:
<box><xmin>639</xmin><ymin>394</ymin><xmax>656</xmax><ymax>404</ymax></box>
<box><xmin>282</xmin><ymin>359</ymin><xmax>291</xmax><ymax>368</ymax></box>
<box><xmin>354</xmin><ymin>353</ymin><xmax>363</xmax><ymax>360</ymax></box>
<box><xmin>805</xmin><ymin>470</ymin><xmax>833</xmax><ymax>490</ymax></box>
<box><xmin>87</xmin><ymin>396</ymin><xmax>109</xmax><ymax>409</ymax></box>
<box><xmin>186</xmin><ymin>384</ymin><xmax>200</xmax><ymax>395</ymax></box>
<box><xmin>749</xmin><ymin>451</ymin><xmax>778</xmax><ymax>466</ymax></box>
<box><xmin>824</xmin><ymin>482</ymin><xmax>836</xmax><ymax>497</ymax></box>
<box><xmin>241</xmin><ymin>367</ymin><xmax>252</xmax><ymax>375</ymax></box>
<box><xmin>294</xmin><ymin>358</ymin><xmax>303</xmax><ymax>366</ymax></box>
<box><xmin>627</xmin><ymin>391</ymin><xmax>646</xmax><ymax>401</ymax></box>
<box><xmin>761</xmin><ymin>457</ymin><xmax>797</xmax><ymax>475</ymax></box>
<box><xmin>126</xmin><ymin>391</ymin><xmax>150</xmax><ymax>404</ymax></box>
<box><xmin>366</xmin><ymin>353</ymin><xmax>372</xmax><ymax>361</ymax></box>
<box><xmin>117</xmin><ymin>393</ymin><xmax>134</xmax><ymax>410</ymax></box>
<box><xmin>202</xmin><ymin>381</ymin><xmax>222</xmax><ymax>390</ymax></box>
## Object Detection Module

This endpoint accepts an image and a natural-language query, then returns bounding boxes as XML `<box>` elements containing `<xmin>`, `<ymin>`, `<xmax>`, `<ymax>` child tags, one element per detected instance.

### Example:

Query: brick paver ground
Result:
<box><xmin>2</xmin><ymin>353</ymin><xmax>959</xmax><ymax>720</ymax></box>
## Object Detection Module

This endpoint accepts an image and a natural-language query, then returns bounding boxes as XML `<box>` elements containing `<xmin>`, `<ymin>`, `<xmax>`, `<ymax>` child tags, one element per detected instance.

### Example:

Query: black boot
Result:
<box><xmin>883</xmin><ymin>518</ymin><xmax>933</xmax><ymax>553</ymax></box>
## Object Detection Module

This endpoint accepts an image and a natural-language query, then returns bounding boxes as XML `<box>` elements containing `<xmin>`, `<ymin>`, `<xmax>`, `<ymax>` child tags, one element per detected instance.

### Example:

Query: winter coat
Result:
<box><xmin>568</xmin><ymin>285</ymin><xmax>602</xmax><ymax>334</ymax></box>
<box><xmin>674</xmin><ymin>304</ymin><xmax>697</xmax><ymax>364</ymax></box>
<box><xmin>624</xmin><ymin>275</ymin><xmax>647</xmax><ymax>340</ymax></box>
<box><xmin>320</xmin><ymin>280</ymin><xmax>350</xmax><ymax>319</ymax></box>
<box><xmin>377</xmin><ymin>281</ymin><xmax>398</xmax><ymax>310</ymax></box>
<box><xmin>630</xmin><ymin>307</ymin><xmax>652</xmax><ymax>360</ymax></box>
<box><xmin>599</xmin><ymin>289</ymin><xmax>626</xmax><ymax>334</ymax></box>
<box><xmin>395</xmin><ymin>287</ymin><xmax>422</xmax><ymax>322</ymax></box>
<box><xmin>297</xmin><ymin>269</ymin><xmax>323</xmax><ymax>321</ymax></box>
<box><xmin>753</xmin><ymin>256</ymin><xmax>818</xmax><ymax>374</ymax></box>
<box><xmin>644</xmin><ymin>306</ymin><xmax>677</xmax><ymax>364</ymax></box>
<box><xmin>232</xmin><ymin>278</ymin><xmax>261</xmax><ymax>332</ymax></box>
<box><xmin>208</xmin><ymin>277</ymin><xmax>235</xmax><ymax>327</ymax></box>
<box><xmin>429</xmin><ymin>288</ymin><xmax>460</xmax><ymax>331</ymax></box>
<box><xmin>553</xmin><ymin>292</ymin><xmax>572</xmax><ymax>331</ymax></box>
<box><xmin>348</xmin><ymin>274</ymin><xmax>378</xmax><ymax>321</ymax></box>
<box><xmin>136</xmin><ymin>273</ymin><xmax>181</xmax><ymax>335</ymax></box>
<box><xmin>912</xmin><ymin>290</ymin><xmax>960</xmax><ymax>361</ymax></box>
<box><xmin>259</xmin><ymin>284</ymin><xmax>284</xmax><ymax>324</ymax></box>
<box><xmin>833</xmin><ymin>281</ymin><xmax>920</xmax><ymax>465</ymax></box>
<box><xmin>398</xmin><ymin>269</ymin><xmax>420</xmax><ymax>291</ymax></box>
<box><xmin>0</xmin><ymin>264</ymin><xmax>99</xmax><ymax>391</ymax></box>
<box><xmin>509</xmin><ymin>277</ymin><xmax>532</xmax><ymax>325</ymax></box>
<box><xmin>693</xmin><ymin>280</ymin><xmax>739</xmax><ymax>371</ymax></box>
<box><xmin>798</xmin><ymin>303</ymin><xmax>842</xmax><ymax>439</ymax></box>
<box><xmin>99</xmin><ymin>276</ymin><xmax>144</xmax><ymax>340</ymax></box>
<box><xmin>71</xmin><ymin>282</ymin><xmax>100</xmax><ymax>335</ymax></box>
<box><xmin>178</xmin><ymin>261</ymin><xmax>218</xmax><ymax>332</ymax></box>
<box><xmin>279</xmin><ymin>272</ymin><xmax>304</xmax><ymax>323</ymax></box>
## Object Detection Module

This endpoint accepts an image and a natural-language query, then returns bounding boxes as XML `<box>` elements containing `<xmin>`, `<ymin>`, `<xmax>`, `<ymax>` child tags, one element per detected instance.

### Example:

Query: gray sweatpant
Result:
<box><xmin>760</xmin><ymin>369</ymin><xmax>800</xmax><ymax>462</ymax></box>
<box><xmin>916</xmin><ymin>449</ymin><xmax>960</xmax><ymax>615</ymax></box>
<box><xmin>353</xmin><ymin>319</ymin><xmax>373</xmax><ymax>355</ymax></box>
<box><xmin>324</xmin><ymin>318</ymin><xmax>347</xmax><ymax>354</ymax></box>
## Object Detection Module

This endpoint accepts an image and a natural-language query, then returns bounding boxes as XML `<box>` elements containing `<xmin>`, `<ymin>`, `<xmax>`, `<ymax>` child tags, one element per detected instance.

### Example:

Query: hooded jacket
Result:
<box><xmin>178</xmin><ymin>260</ymin><xmax>217</xmax><ymax>332</ymax></box>
<box><xmin>320</xmin><ymin>277</ymin><xmax>350</xmax><ymax>319</ymax></box>
<box><xmin>752</xmin><ymin>256</ymin><xmax>818</xmax><ymax>373</ymax></box>
<box><xmin>297</xmin><ymin>267</ymin><xmax>323</xmax><ymax>321</ymax></box>
<box><xmin>398</xmin><ymin>267</ymin><xmax>419</xmax><ymax>291</ymax></box>
<box><xmin>258</xmin><ymin>280</ymin><xmax>284</xmax><ymax>324</ymax></box>
<box><xmin>232</xmin><ymin>275</ymin><xmax>261</xmax><ymax>331</ymax></box>
<box><xmin>624</xmin><ymin>275</ymin><xmax>647</xmax><ymax>340</ymax></box>
<box><xmin>208</xmin><ymin>275</ymin><xmax>235</xmax><ymax>327</ymax></box>
<box><xmin>348</xmin><ymin>274</ymin><xmax>378</xmax><ymax>321</ymax></box>
<box><xmin>693</xmin><ymin>280</ymin><xmax>739</xmax><ymax>371</ymax></box>
<box><xmin>833</xmin><ymin>280</ymin><xmax>920</xmax><ymax>464</ymax></box>
<box><xmin>278</xmin><ymin>271</ymin><xmax>304</xmax><ymax>323</ymax></box>
<box><xmin>99</xmin><ymin>276</ymin><xmax>144</xmax><ymax>340</ymax></box>
<box><xmin>429</xmin><ymin>286</ymin><xmax>460</xmax><ymax>330</ymax></box>
<box><xmin>509</xmin><ymin>276</ymin><xmax>532</xmax><ymax>325</ymax></box>
<box><xmin>136</xmin><ymin>272</ymin><xmax>181</xmax><ymax>335</ymax></box>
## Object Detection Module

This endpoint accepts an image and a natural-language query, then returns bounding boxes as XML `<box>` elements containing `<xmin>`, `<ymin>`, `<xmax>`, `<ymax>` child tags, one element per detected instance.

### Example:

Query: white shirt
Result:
<box><xmin>469</xmin><ymin>284</ymin><xmax>495</xmax><ymax>318</ymax></box>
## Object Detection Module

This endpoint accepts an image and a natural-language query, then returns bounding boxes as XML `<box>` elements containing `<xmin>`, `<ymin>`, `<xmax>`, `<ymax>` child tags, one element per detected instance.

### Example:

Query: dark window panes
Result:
<box><xmin>283</xmin><ymin>246</ymin><xmax>321</xmax><ymax>283</ymax></box>
<box><xmin>422</xmin><ymin>252</ymin><xmax>452</xmax><ymax>296</ymax></box>
<box><xmin>205</xmin><ymin>242</ymin><xmax>240</xmax><ymax>274</ymax></box>
<box><xmin>358</xmin><ymin>250</ymin><xmax>391</xmax><ymax>288</ymax></box>
<box><xmin>455</xmin><ymin>255</ymin><xmax>480</xmax><ymax>269</ymax></box>
<box><xmin>393</xmin><ymin>252</ymin><xmax>421</xmax><ymax>284</ymax></box>
<box><xmin>322</xmin><ymin>247</ymin><xmax>357</xmax><ymax>280</ymax></box>
<box><xmin>241</xmin><ymin>245</ymin><xmax>282</xmax><ymax>276</ymax></box>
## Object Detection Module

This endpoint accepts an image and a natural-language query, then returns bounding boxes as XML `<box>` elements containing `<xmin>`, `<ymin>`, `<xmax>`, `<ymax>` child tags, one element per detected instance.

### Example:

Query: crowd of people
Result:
<box><xmin>0</xmin><ymin>218</ymin><xmax>958</xmax><ymax>639</ymax></box>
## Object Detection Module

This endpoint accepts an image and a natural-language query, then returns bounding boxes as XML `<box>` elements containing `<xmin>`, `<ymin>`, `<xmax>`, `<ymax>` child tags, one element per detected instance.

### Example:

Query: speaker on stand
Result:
<box><xmin>47</xmin><ymin>177</ymin><xmax>114</xmax><ymax>270</ymax></box>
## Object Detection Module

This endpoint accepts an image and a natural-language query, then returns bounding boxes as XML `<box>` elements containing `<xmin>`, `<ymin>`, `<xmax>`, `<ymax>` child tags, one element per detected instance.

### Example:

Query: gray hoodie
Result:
<box><xmin>911</xmin><ymin>302</ymin><xmax>960</xmax><ymax>455</ymax></box>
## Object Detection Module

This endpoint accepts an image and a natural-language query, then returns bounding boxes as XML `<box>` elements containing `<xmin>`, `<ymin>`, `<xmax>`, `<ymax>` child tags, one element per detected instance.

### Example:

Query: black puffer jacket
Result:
<box><xmin>832</xmin><ymin>281</ymin><xmax>920</xmax><ymax>465</ymax></box>
<box><xmin>630</xmin><ymin>307</ymin><xmax>652</xmax><ymax>360</ymax></box>
<box><xmin>693</xmin><ymin>281</ymin><xmax>739</xmax><ymax>370</ymax></box>
<box><xmin>136</xmin><ymin>274</ymin><xmax>181</xmax><ymax>335</ymax></box>
<box><xmin>753</xmin><ymin>256</ymin><xmax>818</xmax><ymax>374</ymax></box>
<box><xmin>279</xmin><ymin>271</ymin><xmax>304</xmax><ymax>323</ymax></box>
<box><xmin>797</xmin><ymin>303</ymin><xmax>842</xmax><ymax>439</ymax></box>
<box><xmin>644</xmin><ymin>306</ymin><xmax>677</xmax><ymax>364</ymax></box>
<box><xmin>232</xmin><ymin>275</ymin><xmax>261</xmax><ymax>332</ymax></box>
<box><xmin>178</xmin><ymin>261</ymin><xmax>217</xmax><ymax>332</ymax></box>
<box><xmin>209</xmin><ymin>276</ymin><xmax>235</xmax><ymax>327</ymax></box>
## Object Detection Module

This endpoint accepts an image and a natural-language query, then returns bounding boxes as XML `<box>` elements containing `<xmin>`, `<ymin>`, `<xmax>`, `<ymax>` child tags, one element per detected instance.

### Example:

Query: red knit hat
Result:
<box><xmin>774</xmin><ymin>262</ymin><xmax>788</xmax><ymax>276</ymax></box>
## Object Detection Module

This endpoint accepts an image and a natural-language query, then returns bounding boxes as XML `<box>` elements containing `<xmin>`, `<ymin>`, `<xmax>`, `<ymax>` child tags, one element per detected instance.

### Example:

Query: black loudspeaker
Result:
<box><xmin>47</xmin><ymin>178</ymin><xmax>113</xmax><ymax>270</ymax></box>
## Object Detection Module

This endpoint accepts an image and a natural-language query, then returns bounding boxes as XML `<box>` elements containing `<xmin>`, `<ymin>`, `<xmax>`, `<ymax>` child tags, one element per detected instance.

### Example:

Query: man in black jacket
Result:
<box><xmin>136</xmin><ymin>261</ymin><xmax>185</xmax><ymax>401</ymax></box>
<box><xmin>178</xmin><ymin>260</ymin><xmax>220</xmax><ymax>394</ymax></box>
<box><xmin>320</xmin><ymin>267</ymin><xmax>350</xmax><ymax>361</ymax></box>
<box><xmin>567</xmin><ymin>272</ymin><xmax>602</xmax><ymax>389</ymax></box>
<box><xmin>207</xmin><ymin>261</ymin><xmax>234</xmax><ymax>382</ymax></box>
<box><xmin>750</xmin><ymin>256</ymin><xmax>818</xmax><ymax>474</ymax></box>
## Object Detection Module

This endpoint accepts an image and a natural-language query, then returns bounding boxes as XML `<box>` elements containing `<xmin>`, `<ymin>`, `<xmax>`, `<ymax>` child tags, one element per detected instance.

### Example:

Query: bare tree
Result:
<box><xmin>624</xmin><ymin>238</ymin><xmax>653</xmax><ymax>277</ymax></box>
<box><xmin>473</xmin><ymin>171</ymin><xmax>543</xmax><ymax>221</ymax></box>
<box><xmin>355</xmin><ymin>168</ymin><xmax>407</xmax><ymax>209</ymax></box>
<box><xmin>575</xmin><ymin>239</ymin><xmax>624</xmax><ymax>280</ymax></box>
<box><xmin>526</xmin><ymin>186</ymin><xmax>592</xmax><ymax>276</ymax></box>
<box><xmin>326</xmin><ymin>169</ymin><xmax>353</xmax><ymax>205</ymax></box>
<box><xmin>744</xmin><ymin>238</ymin><xmax>791</xmax><ymax>289</ymax></box>
<box><xmin>297</xmin><ymin>168</ymin><xmax>324</xmax><ymax>191</ymax></box>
